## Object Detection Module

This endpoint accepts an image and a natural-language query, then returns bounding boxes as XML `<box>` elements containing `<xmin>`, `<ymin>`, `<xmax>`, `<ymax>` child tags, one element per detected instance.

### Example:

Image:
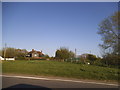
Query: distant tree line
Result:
<box><xmin>0</xmin><ymin>47</ymin><xmax>51</xmax><ymax>60</ymax></box>
<box><xmin>54</xmin><ymin>47</ymin><xmax>101</xmax><ymax>65</ymax></box>
<box><xmin>1</xmin><ymin>47</ymin><xmax>28</xmax><ymax>59</ymax></box>
<box><xmin>0</xmin><ymin>46</ymin><xmax>119</xmax><ymax>68</ymax></box>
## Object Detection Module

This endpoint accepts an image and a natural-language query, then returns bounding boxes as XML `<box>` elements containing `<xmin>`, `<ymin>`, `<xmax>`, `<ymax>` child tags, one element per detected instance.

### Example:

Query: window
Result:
<box><xmin>34</xmin><ymin>54</ymin><xmax>37</xmax><ymax>57</ymax></box>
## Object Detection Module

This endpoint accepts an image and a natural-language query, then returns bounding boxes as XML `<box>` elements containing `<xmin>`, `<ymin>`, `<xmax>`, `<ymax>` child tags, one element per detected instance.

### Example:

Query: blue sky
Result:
<box><xmin>2</xmin><ymin>2</ymin><xmax>118</xmax><ymax>57</ymax></box>
<box><xmin>0</xmin><ymin>1</ymin><xmax>2</xmax><ymax>51</ymax></box>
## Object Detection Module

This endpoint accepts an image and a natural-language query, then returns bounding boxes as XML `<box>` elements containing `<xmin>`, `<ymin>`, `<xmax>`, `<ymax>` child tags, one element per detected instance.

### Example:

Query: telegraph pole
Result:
<box><xmin>4</xmin><ymin>43</ymin><xmax>7</xmax><ymax>60</ymax></box>
<box><xmin>75</xmin><ymin>48</ymin><xmax>77</xmax><ymax>57</ymax></box>
<box><xmin>75</xmin><ymin>48</ymin><xmax>77</xmax><ymax>61</ymax></box>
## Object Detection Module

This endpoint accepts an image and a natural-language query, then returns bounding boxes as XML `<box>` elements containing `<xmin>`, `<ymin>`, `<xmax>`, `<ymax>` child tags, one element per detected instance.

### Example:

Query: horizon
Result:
<box><xmin>2</xmin><ymin>2</ymin><xmax>118</xmax><ymax>57</ymax></box>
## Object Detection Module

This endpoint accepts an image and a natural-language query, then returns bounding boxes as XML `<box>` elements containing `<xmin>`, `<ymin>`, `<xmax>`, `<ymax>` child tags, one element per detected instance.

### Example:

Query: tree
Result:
<box><xmin>1</xmin><ymin>47</ymin><xmax>28</xmax><ymax>59</ymax></box>
<box><xmin>98</xmin><ymin>11</ymin><xmax>120</xmax><ymax>55</ymax></box>
<box><xmin>87</xmin><ymin>54</ymin><xmax>97</xmax><ymax>64</ymax></box>
<box><xmin>98</xmin><ymin>11</ymin><xmax>120</xmax><ymax>67</ymax></box>
<box><xmin>15</xmin><ymin>49</ymin><xmax>28</xmax><ymax>58</ymax></box>
<box><xmin>44</xmin><ymin>54</ymin><xmax>49</xmax><ymax>58</ymax></box>
<box><xmin>55</xmin><ymin>47</ymin><xmax>75</xmax><ymax>60</ymax></box>
<box><xmin>2</xmin><ymin>47</ymin><xmax>15</xmax><ymax>58</ymax></box>
<box><xmin>44</xmin><ymin>54</ymin><xmax>50</xmax><ymax>60</ymax></box>
<box><xmin>101</xmin><ymin>54</ymin><xmax>120</xmax><ymax>66</ymax></box>
<box><xmin>0</xmin><ymin>49</ymin><xmax>2</xmax><ymax>56</ymax></box>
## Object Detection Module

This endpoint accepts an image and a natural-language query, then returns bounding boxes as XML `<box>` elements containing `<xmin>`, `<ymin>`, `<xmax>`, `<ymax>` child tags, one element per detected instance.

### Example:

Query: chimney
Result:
<box><xmin>32</xmin><ymin>49</ymin><xmax>35</xmax><ymax>51</ymax></box>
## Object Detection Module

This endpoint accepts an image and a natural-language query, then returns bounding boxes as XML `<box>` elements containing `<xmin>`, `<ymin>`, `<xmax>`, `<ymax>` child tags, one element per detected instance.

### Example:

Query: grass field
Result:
<box><xmin>2</xmin><ymin>60</ymin><xmax>120</xmax><ymax>82</ymax></box>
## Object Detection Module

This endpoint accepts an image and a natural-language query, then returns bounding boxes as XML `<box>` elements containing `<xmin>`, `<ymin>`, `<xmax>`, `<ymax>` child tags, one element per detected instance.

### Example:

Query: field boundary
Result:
<box><xmin>1</xmin><ymin>74</ymin><xmax>119</xmax><ymax>86</ymax></box>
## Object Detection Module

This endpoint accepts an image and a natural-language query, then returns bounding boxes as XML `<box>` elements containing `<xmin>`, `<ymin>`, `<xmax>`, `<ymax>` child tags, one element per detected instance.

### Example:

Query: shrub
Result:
<box><xmin>16</xmin><ymin>57</ymin><xmax>26</xmax><ymax>60</ymax></box>
<box><xmin>102</xmin><ymin>54</ymin><xmax>119</xmax><ymax>66</ymax></box>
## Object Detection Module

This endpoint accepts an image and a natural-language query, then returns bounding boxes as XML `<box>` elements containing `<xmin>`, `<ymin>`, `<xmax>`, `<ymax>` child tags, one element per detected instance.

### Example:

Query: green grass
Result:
<box><xmin>2</xmin><ymin>60</ymin><xmax>120</xmax><ymax>81</ymax></box>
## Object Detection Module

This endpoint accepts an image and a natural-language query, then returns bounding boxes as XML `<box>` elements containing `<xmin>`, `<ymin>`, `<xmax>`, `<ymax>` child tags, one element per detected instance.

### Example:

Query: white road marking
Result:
<box><xmin>1</xmin><ymin>75</ymin><xmax>119</xmax><ymax>86</ymax></box>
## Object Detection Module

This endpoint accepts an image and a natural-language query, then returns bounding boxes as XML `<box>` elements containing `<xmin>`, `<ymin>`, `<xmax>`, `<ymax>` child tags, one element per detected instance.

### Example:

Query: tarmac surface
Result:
<box><xmin>1</xmin><ymin>75</ymin><xmax>119</xmax><ymax>89</ymax></box>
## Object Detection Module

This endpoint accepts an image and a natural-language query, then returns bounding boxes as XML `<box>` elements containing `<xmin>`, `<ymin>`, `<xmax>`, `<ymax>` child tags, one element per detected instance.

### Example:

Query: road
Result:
<box><xmin>2</xmin><ymin>75</ymin><xmax>119</xmax><ymax>89</ymax></box>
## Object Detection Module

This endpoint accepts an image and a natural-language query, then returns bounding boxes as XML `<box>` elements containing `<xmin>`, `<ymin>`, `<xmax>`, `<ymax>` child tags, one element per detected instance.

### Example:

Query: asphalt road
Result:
<box><xmin>2</xmin><ymin>75</ymin><xmax>119</xmax><ymax>89</ymax></box>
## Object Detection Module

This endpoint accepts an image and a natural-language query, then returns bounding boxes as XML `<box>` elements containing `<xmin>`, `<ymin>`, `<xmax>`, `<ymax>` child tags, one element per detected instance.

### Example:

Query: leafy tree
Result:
<box><xmin>1</xmin><ymin>47</ymin><xmax>28</xmax><ymax>59</ymax></box>
<box><xmin>15</xmin><ymin>49</ymin><xmax>28</xmax><ymax>58</ymax></box>
<box><xmin>79</xmin><ymin>54</ymin><xmax>97</xmax><ymax>64</ymax></box>
<box><xmin>98</xmin><ymin>11</ymin><xmax>120</xmax><ymax>67</ymax></box>
<box><xmin>87</xmin><ymin>54</ymin><xmax>97</xmax><ymax>64</ymax></box>
<box><xmin>2</xmin><ymin>47</ymin><xmax>15</xmax><ymax>58</ymax></box>
<box><xmin>69</xmin><ymin>51</ymin><xmax>75</xmax><ymax>58</ymax></box>
<box><xmin>0</xmin><ymin>49</ymin><xmax>2</xmax><ymax>56</ymax></box>
<box><xmin>44</xmin><ymin>54</ymin><xmax>49</xmax><ymax>58</ymax></box>
<box><xmin>98</xmin><ymin>11</ymin><xmax>120</xmax><ymax>55</ymax></box>
<box><xmin>102</xmin><ymin>54</ymin><xmax>119</xmax><ymax>66</ymax></box>
<box><xmin>55</xmin><ymin>47</ymin><xmax>75</xmax><ymax>60</ymax></box>
<box><xmin>43</xmin><ymin>54</ymin><xmax>50</xmax><ymax>60</ymax></box>
<box><xmin>50</xmin><ymin>56</ymin><xmax>55</xmax><ymax>60</ymax></box>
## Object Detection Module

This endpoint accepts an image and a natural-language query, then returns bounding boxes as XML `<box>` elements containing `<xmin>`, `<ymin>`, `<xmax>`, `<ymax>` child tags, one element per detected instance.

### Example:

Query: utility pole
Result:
<box><xmin>75</xmin><ymin>48</ymin><xmax>77</xmax><ymax>57</ymax></box>
<box><xmin>75</xmin><ymin>48</ymin><xmax>77</xmax><ymax>61</ymax></box>
<box><xmin>4</xmin><ymin>43</ymin><xmax>7</xmax><ymax>60</ymax></box>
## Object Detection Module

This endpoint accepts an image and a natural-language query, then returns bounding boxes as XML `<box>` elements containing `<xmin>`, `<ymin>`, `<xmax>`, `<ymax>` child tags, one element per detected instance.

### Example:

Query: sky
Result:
<box><xmin>0</xmin><ymin>1</ymin><xmax>2</xmax><ymax>53</ymax></box>
<box><xmin>2</xmin><ymin>2</ymin><xmax>118</xmax><ymax>57</ymax></box>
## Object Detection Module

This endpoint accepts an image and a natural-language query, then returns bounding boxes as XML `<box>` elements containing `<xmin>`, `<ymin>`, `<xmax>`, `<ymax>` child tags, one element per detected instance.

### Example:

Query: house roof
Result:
<box><xmin>28</xmin><ymin>49</ymin><xmax>43</xmax><ymax>55</ymax></box>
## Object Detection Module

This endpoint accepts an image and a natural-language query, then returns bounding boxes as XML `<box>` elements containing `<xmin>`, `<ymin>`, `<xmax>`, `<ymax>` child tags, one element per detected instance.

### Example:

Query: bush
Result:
<box><xmin>102</xmin><ymin>54</ymin><xmax>119</xmax><ymax>66</ymax></box>
<box><xmin>26</xmin><ymin>57</ymin><xmax>46</xmax><ymax>60</ymax></box>
<box><xmin>93</xmin><ymin>60</ymin><xmax>104</xmax><ymax>66</ymax></box>
<box><xmin>15</xmin><ymin>57</ymin><xmax>26</xmax><ymax>60</ymax></box>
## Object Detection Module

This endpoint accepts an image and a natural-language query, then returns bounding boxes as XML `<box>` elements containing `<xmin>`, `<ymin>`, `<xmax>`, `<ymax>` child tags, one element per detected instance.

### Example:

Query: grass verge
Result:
<box><xmin>2</xmin><ymin>60</ymin><xmax>120</xmax><ymax>82</ymax></box>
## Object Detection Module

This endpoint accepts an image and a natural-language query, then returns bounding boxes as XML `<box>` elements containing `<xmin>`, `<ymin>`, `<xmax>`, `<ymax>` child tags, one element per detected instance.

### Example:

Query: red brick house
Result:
<box><xmin>26</xmin><ymin>49</ymin><xmax>44</xmax><ymax>59</ymax></box>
